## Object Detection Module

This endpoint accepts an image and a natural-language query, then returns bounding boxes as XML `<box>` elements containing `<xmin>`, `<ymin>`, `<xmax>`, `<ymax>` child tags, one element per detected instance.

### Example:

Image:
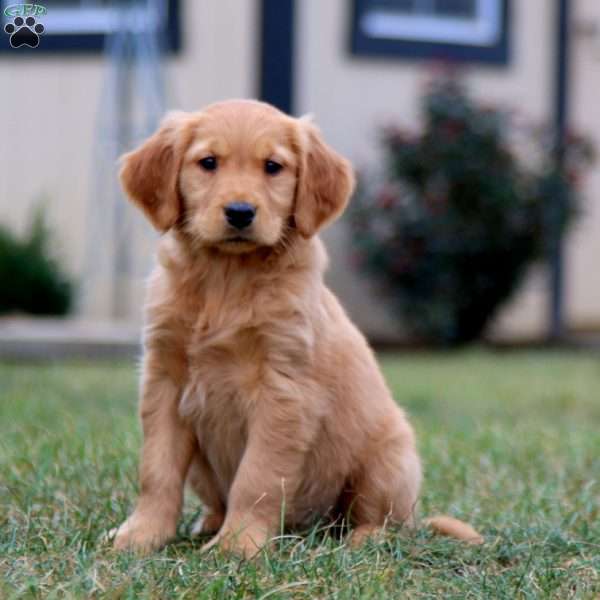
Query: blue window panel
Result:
<box><xmin>350</xmin><ymin>0</ymin><xmax>510</xmax><ymax>65</ymax></box>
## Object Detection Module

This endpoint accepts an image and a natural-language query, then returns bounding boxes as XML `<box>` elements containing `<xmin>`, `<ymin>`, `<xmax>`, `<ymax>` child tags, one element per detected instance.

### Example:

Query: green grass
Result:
<box><xmin>1</xmin><ymin>350</ymin><xmax>599</xmax><ymax>598</ymax></box>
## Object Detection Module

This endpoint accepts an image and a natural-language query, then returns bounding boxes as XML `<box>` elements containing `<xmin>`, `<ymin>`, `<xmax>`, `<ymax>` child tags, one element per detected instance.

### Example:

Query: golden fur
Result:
<box><xmin>112</xmin><ymin>99</ymin><xmax>483</xmax><ymax>557</ymax></box>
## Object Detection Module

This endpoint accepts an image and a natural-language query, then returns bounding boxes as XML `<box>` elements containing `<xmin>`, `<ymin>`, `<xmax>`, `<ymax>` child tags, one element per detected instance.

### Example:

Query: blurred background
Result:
<box><xmin>1</xmin><ymin>0</ymin><xmax>599</xmax><ymax>355</ymax></box>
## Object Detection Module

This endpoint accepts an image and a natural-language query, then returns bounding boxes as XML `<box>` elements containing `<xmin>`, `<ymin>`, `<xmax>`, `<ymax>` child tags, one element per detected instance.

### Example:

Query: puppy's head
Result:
<box><xmin>119</xmin><ymin>100</ymin><xmax>355</xmax><ymax>254</ymax></box>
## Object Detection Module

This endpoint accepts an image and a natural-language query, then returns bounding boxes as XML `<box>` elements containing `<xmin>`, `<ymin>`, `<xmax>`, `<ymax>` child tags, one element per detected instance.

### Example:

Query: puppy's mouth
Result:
<box><xmin>227</xmin><ymin>236</ymin><xmax>252</xmax><ymax>243</ymax></box>
<box><xmin>216</xmin><ymin>235</ymin><xmax>259</xmax><ymax>253</ymax></box>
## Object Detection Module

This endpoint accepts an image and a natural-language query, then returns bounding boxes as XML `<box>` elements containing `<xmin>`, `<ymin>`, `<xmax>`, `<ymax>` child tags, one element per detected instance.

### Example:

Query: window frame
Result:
<box><xmin>0</xmin><ymin>0</ymin><xmax>181</xmax><ymax>54</ymax></box>
<box><xmin>350</xmin><ymin>0</ymin><xmax>510</xmax><ymax>65</ymax></box>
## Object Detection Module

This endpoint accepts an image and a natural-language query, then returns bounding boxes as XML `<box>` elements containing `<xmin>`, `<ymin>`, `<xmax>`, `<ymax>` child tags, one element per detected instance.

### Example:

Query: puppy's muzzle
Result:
<box><xmin>224</xmin><ymin>202</ymin><xmax>256</xmax><ymax>230</ymax></box>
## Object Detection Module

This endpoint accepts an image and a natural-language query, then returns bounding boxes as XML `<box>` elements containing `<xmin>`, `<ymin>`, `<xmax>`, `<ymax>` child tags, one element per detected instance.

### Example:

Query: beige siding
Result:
<box><xmin>567</xmin><ymin>0</ymin><xmax>600</xmax><ymax>330</ymax></box>
<box><xmin>296</xmin><ymin>0</ymin><xmax>559</xmax><ymax>340</ymax></box>
<box><xmin>0</xmin><ymin>0</ymin><xmax>258</xmax><ymax>319</ymax></box>
<box><xmin>1</xmin><ymin>0</ymin><xmax>598</xmax><ymax>339</ymax></box>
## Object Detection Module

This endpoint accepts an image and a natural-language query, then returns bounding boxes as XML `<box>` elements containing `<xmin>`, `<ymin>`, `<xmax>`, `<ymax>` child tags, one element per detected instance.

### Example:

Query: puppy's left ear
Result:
<box><xmin>119</xmin><ymin>111</ymin><xmax>191</xmax><ymax>232</ymax></box>
<box><xmin>294</xmin><ymin>119</ymin><xmax>355</xmax><ymax>238</ymax></box>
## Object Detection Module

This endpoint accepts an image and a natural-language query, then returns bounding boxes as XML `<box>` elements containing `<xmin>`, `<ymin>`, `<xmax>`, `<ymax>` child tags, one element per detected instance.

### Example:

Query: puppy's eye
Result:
<box><xmin>198</xmin><ymin>156</ymin><xmax>218</xmax><ymax>171</ymax></box>
<box><xmin>265</xmin><ymin>160</ymin><xmax>283</xmax><ymax>175</ymax></box>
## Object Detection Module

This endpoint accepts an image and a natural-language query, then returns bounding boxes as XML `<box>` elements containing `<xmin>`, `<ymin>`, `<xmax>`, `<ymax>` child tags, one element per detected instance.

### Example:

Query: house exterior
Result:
<box><xmin>1</xmin><ymin>0</ymin><xmax>599</xmax><ymax>341</ymax></box>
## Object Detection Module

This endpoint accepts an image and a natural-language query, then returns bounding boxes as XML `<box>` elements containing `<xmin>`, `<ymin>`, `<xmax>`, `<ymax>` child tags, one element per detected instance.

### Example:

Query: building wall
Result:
<box><xmin>296</xmin><ymin>0</ymin><xmax>562</xmax><ymax>340</ymax></box>
<box><xmin>0</xmin><ymin>0</ymin><xmax>258</xmax><ymax>319</ymax></box>
<box><xmin>567</xmin><ymin>0</ymin><xmax>600</xmax><ymax>331</ymax></box>
<box><xmin>1</xmin><ymin>0</ymin><xmax>598</xmax><ymax>338</ymax></box>
<box><xmin>491</xmin><ymin>0</ymin><xmax>600</xmax><ymax>338</ymax></box>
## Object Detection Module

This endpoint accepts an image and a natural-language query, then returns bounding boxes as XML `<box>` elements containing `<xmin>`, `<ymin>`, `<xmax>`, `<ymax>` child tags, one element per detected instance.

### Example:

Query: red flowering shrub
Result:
<box><xmin>350</xmin><ymin>76</ymin><xmax>594</xmax><ymax>345</ymax></box>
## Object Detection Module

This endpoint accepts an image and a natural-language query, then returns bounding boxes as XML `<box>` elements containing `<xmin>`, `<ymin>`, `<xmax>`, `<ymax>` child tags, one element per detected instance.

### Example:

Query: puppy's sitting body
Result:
<box><xmin>113</xmin><ymin>100</ymin><xmax>481</xmax><ymax>556</ymax></box>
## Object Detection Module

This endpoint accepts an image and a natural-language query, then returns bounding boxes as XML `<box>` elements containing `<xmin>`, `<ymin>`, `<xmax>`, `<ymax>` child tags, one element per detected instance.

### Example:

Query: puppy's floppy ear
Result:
<box><xmin>119</xmin><ymin>111</ymin><xmax>191</xmax><ymax>232</ymax></box>
<box><xmin>293</xmin><ymin>118</ymin><xmax>355</xmax><ymax>238</ymax></box>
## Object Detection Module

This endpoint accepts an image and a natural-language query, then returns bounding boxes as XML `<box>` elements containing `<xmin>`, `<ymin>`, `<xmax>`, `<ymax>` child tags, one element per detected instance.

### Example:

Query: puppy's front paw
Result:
<box><xmin>202</xmin><ymin>521</ymin><xmax>269</xmax><ymax>559</ymax></box>
<box><xmin>112</xmin><ymin>513</ymin><xmax>175</xmax><ymax>554</ymax></box>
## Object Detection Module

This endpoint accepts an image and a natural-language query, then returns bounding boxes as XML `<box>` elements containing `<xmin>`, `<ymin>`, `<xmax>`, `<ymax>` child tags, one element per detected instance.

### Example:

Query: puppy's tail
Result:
<box><xmin>423</xmin><ymin>515</ymin><xmax>484</xmax><ymax>544</ymax></box>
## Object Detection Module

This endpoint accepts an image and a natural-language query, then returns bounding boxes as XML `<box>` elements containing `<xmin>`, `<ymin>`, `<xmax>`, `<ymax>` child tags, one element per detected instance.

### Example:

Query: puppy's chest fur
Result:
<box><xmin>148</xmin><ymin>243</ymin><xmax>319</xmax><ymax>483</ymax></box>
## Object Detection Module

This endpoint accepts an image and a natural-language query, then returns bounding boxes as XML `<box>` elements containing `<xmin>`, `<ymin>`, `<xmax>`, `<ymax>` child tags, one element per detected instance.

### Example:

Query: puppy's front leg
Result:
<box><xmin>204</xmin><ymin>398</ymin><xmax>315</xmax><ymax>558</ymax></box>
<box><xmin>113</xmin><ymin>366</ymin><xmax>195</xmax><ymax>553</ymax></box>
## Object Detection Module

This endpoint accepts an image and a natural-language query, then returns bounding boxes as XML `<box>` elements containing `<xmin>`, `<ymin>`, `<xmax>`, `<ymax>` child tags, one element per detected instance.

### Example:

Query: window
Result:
<box><xmin>351</xmin><ymin>0</ymin><xmax>510</xmax><ymax>64</ymax></box>
<box><xmin>1</xmin><ymin>0</ymin><xmax>180</xmax><ymax>53</ymax></box>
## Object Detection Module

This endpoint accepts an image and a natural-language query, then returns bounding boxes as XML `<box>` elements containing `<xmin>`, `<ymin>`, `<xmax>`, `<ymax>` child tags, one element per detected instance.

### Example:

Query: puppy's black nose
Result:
<box><xmin>224</xmin><ymin>202</ymin><xmax>256</xmax><ymax>230</ymax></box>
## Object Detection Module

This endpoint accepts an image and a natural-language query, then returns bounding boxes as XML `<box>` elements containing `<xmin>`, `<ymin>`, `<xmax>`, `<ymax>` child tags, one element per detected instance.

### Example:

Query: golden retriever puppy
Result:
<box><xmin>112</xmin><ymin>99</ymin><xmax>482</xmax><ymax>557</ymax></box>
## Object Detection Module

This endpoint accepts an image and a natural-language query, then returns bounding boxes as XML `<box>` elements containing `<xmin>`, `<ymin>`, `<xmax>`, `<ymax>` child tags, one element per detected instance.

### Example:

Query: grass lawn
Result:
<box><xmin>1</xmin><ymin>350</ymin><xmax>599</xmax><ymax>599</ymax></box>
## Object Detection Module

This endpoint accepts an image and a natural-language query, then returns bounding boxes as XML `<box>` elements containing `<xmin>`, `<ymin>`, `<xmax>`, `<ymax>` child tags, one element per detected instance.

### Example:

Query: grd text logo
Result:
<box><xmin>4</xmin><ymin>4</ymin><xmax>46</xmax><ymax>48</ymax></box>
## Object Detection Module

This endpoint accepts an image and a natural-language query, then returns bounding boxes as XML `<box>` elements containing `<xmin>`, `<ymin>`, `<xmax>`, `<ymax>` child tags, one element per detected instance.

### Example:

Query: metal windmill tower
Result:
<box><xmin>82</xmin><ymin>0</ymin><xmax>170</xmax><ymax>320</ymax></box>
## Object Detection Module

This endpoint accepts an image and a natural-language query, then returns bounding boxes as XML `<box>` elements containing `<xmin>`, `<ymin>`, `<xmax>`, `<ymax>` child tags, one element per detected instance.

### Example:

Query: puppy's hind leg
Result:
<box><xmin>346</xmin><ymin>436</ymin><xmax>422</xmax><ymax>548</ymax></box>
<box><xmin>187</xmin><ymin>450</ymin><xmax>226</xmax><ymax>538</ymax></box>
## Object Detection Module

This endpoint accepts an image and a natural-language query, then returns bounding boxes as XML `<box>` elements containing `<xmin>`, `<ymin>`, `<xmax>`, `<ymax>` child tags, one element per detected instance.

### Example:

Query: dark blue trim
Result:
<box><xmin>549</xmin><ymin>0</ymin><xmax>571</xmax><ymax>340</ymax></box>
<box><xmin>0</xmin><ymin>0</ymin><xmax>181</xmax><ymax>54</ymax></box>
<box><xmin>259</xmin><ymin>0</ymin><xmax>294</xmax><ymax>115</ymax></box>
<box><xmin>350</xmin><ymin>0</ymin><xmax>510</xmax><ymax>65</ymax></box>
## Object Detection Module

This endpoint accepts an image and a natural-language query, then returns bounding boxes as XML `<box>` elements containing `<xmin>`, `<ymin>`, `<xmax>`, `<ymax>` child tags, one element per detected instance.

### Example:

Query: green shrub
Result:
<box><xmin>0</xmin><ymin>209</ymin><xmax>73</xmax><ymax>315</ymax></box>
<box><xmin>350</xmin><ymin>76</ymin><xmax>594</xmax><ymax>345</ymax></box>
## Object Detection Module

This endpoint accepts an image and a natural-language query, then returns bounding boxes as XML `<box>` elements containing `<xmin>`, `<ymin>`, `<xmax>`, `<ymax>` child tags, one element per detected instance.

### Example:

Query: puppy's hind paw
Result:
<box><xmin>190</xmin><ymin>510</ymin><xmax>225</xmax><ymax>538</ymax></box>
